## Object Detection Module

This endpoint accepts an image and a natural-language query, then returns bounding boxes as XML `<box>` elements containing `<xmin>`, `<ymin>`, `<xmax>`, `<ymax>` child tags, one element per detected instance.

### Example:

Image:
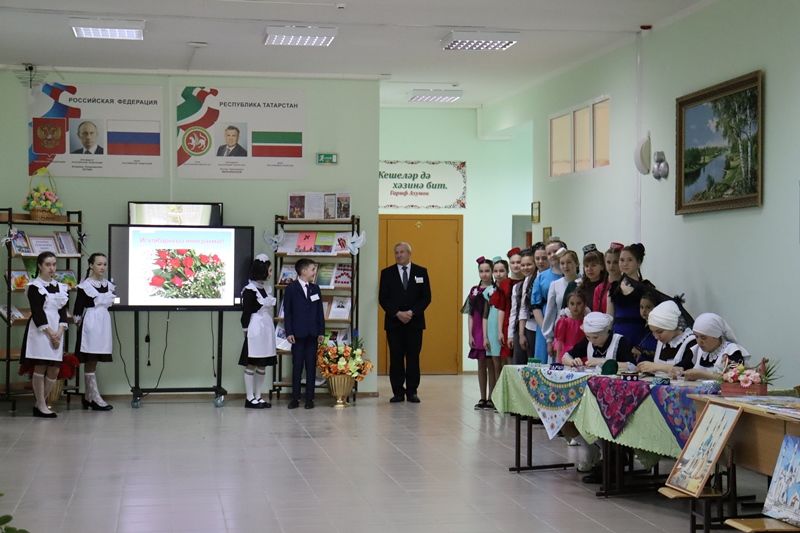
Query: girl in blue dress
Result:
<box><xmin>606</xmin><ymin>243</ymin><xmax>654</xmax><ymax>346</ymax></box>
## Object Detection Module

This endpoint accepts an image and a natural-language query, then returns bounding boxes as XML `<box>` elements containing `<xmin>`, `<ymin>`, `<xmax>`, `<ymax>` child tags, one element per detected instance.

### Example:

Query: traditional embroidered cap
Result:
<box><xmin>582</xmin><ymin>312</ymin><xmax>613</xmax><ymax>333</ymax></box>
<box><xmin>609</xmin><ymin>241</ymin><xmax>624</xmax><ymax>251</ymax></box>
<box><xmin>255</xmin><ymin>253</ymin><xmax>269</xmax><ymax>263</ymax></box>
<box><xmin>492</xmin><ymin>256</ymin><xmax>503</xmax><ymax>263</ymax></box>
<box><xmin>648</xmin><ymin>300</ymin><xmax>681</xmax><ymax>331</ymax></box>
<box><xmin>693</xmin><ymin>313</ymin><xmax>738</xmax><ymax>343</ymax></box>
<box><xmin>475</xmin><ymin>256</ymin><xmax>487</xmax><ymax>264</ymax></box>
<box><xmin>507</xmin><ymin>247</ymin><xmax>522</xmax><ymax>258</ymax></box>
<box><xmin>582</xmin><ymin>243</ymin><xmax>597</xmax><ymax>255</ymax></box>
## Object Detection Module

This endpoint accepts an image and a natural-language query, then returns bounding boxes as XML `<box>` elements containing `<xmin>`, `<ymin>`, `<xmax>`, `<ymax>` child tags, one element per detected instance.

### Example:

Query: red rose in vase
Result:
<box><xmin>182</xmin><ymin>256</ymin><xmax>194</xmax><ymax>268</ymax></box>
<box><xmin>176</xmin><ymin>249</ymin><xmax>188</xmax><ymax>255</ymax></box>
<box><xmin>171</xmin><ymin>276</ymin><xmax>183</xmax><ymax>288</ymax></box>
<box><xmin>169</xmin><ymin>258</ymin><xmax>181</xmax><ymax>269</ymax></box>
<box><xmin>150</xmin><ymin>275</ymin><xmax>165</xmax><ymax>287</ymax></box>
<box><xmin>183</xmin><ymin>267</ymin><xmax>194</xmax><ymax>278</ymax></box>
<box><xmin>155</xmin><ymin>258</ymin><xmax>167</xmax><ymax>268</ymax></box>
<box><xmin>199</xmin><ymin>254</ymin><xmax>210</xmax><ymax>265</ymax></box>
<box><xmin>157</xmin><ymin>250</ymin><xmax>169</xmax><ymax>259</ymax></box>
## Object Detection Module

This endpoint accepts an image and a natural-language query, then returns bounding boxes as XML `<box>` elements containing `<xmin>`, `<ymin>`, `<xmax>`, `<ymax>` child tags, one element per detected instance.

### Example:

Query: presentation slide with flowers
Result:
<box><xmin>128</xmin><ymin>227</ymin><xmax>235</xmax><ymax>307</ymax></box>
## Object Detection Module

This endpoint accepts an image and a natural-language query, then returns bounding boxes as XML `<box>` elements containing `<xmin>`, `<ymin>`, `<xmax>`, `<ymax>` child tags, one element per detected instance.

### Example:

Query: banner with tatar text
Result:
<box><xmin>379</xmin><ymin>161</ymin><xmax>466</xmax><ymax>209</ymax></box>
<box><xmin>176</xmin><ymin>87</ymin><xmax>306</xmax><ymax>179</ymax></box>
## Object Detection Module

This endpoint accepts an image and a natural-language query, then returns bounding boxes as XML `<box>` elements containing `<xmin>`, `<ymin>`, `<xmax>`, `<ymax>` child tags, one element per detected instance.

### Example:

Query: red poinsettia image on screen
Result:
<box><xmin>149</xmin><ymin>249</ymin><xmax>225</xmax><ymax>299</ymax></box>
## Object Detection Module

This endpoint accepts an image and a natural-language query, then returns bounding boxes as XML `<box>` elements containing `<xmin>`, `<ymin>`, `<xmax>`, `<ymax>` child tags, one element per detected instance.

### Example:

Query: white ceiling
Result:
<box><xmin>0</xmin><ymin>0</ymin><xmax>705</xmax><ymax>107</ymax></box>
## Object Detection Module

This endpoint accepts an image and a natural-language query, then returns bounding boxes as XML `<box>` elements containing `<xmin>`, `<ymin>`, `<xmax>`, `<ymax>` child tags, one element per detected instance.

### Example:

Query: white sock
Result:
<box><xmin>254</xmin><ymin>369</ymin><xmax>266</xmax><ymax>402</ymax></box>
<box><xmin>44</xmin><ymin>376</ymin><xmax>57</xmax><ymax>402</ymax></box>
<box><xmin>33</xmin><ymin>373</ymin><xmax>53</xmax><ymax>414</ymax></box>
<box><xmin>85</xmin><ymin>373</ymin><xmax>108</xmax><ymax>407</ymax></box>
<box><xmin>244</xmin><ymin>370</ymin><xmax>255</xmax><ymax>401</ymax></box>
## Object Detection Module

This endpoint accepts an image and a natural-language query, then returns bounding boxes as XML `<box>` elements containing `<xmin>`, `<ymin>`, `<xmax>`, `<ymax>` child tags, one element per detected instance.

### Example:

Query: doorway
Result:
<box><xmin>378</xmin><ymin>215</ymin><xmax>463</xmax><ymax>375</ymax></box>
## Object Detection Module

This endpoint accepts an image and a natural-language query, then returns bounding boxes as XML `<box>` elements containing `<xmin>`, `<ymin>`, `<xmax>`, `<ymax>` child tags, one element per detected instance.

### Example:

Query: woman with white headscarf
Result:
<box><xmin>683</xmin><ymin>313</ymin><xmax>749</xmax><ymax>381</ymax></box>
<box><xmin>636</xmin><ymin>300</ymin><xmax>696</xmax><ymax>376</ymax></box>
<box><xmin>562</xmin><ymin>312</ymin><xmax>634</xmax><ymax>367</ymax></box>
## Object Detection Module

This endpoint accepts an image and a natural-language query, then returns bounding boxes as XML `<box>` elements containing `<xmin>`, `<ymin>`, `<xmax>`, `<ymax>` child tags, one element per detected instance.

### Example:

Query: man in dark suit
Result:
<box><xmin>379</xmin><ymin>242</ymin><xmax>432</xmax><ymax>403</ymax></box>
<box><xmin>283</xmin><ymin>258</ymin><xmax>325</xmax><ymax>409</ymax></box>
<box><xmin>71</xmin><ymin>120</ymin><xmax>104</xmax><ymax>154</ymax></box>
<box><xmin>216</xmin><ymin>125</ymin><xmax>248</xmax><ymax>156</ymax></box>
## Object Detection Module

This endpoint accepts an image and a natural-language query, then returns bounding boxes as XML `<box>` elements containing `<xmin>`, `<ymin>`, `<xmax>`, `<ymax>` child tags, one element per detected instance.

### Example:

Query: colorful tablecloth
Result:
<box><xmin>492</xmin><ymin>365</ymin><xmax>719</xmax><ymax>458</ymax></box>
<box><xmin>518</xmin><ymin>366</ymin><xmax>590</xmax><ymax>439</ymax></box>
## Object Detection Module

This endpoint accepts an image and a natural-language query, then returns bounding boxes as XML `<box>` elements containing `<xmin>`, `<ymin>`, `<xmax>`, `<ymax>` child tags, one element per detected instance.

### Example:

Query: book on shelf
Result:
<box><xmin>277</xmin><ymin>265</ymin><xmax>298</xmax><ymax>286</ymax></box>
<box><xmin>9</xmin><ymin>230</ymin><xmax>33</xmax><ymax>255</ymax></box>
<box><xmin>53</xmin><ymin>270</ymin><xmax>78</xmax><ymax>289</ymax></box>
<box><xmin>324</xmin><ymin>328</ymin><xmax>351</xmax><ymax>345</ymax></box>
<box><xmin>54</xmin><ymin>231</ymin><xmax>78</xmax><ymax>255</ymax></box>
<box><xmin>321</xmin><ymin>296</ymin><xmax>332</xmax><ymax>319</ymax></box>
<box><xmin>314</xmin><ymin>232</ymin><xmax>335</xmax><ymax>254</ymax></box>
<box><xmin>7</xmin><ymin>270</ymin><xmax>30</xmax><ymax>290</ymax></box>
<box><xmin>28</xmin><ymin>235</ymin><xmax>59</xmax><ymax>255</ymax></box>
<box><xmin>0</xmin><ymin>305</ymin><xmax>25</xmax><ymax>321</ymax></box>
<box><xmin>333</xmin><ymin>263</ymin><xmax>352</xmax><ymax>288</ymax></box>
<box><xmin>328</xmin><ymin>296</ymin><xmax>351</xmax><ymax>321</ymax></box>
<box><xmin>315</xmin><ymin>263</ymin><xmax>336</xmax><ymax>289</ymax></box>
<box><xmin>334</xmin><ymin>232</ymin><xmax>351</xmax><ymax>254</ymax></box>
<box><xmin>275</xmin><ymin>325</ymin><xmax>292</xmax><ymax>351</ymax></box>
<box><xmin>295</xmin><ymin>232</ymin><xmax>317</xmax><ymax>253</ymax></box>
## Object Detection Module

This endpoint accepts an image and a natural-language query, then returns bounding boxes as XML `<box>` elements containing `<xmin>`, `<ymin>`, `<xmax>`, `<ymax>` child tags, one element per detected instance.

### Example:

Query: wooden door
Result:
<box><xmin>378</xmin><ymin>215</ymin><xmax>462</xmax><ymax>375</ymax></box>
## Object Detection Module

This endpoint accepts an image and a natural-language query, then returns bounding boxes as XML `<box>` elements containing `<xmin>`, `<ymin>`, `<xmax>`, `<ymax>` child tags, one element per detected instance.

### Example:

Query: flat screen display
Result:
<box><xmin>128</xmin><ymin>202</ymin><xmax>223</xmax><ymax>226</ymax></box>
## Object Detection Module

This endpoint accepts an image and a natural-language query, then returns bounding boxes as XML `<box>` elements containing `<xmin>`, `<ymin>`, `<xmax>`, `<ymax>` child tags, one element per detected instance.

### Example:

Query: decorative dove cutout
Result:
<box><xmin>0</xmin><ymin>227</ymin><xmax>18</xmax><ymax>248</ymax></box>
<box><xmin>262</xmin><ymin>227</ymin><xmax>285</xmax><ymax>252</ymax></box>
<box><xmin>348</xmin><ymin>231</ymin><xmax>366</xmax><ymax>255</ymax></box>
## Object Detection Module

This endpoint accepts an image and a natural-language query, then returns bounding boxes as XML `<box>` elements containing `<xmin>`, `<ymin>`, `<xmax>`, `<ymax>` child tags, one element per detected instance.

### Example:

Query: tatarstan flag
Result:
<box><xmin>251</xmin><ymin>131</ymin><xmax>302</xmax><ymax>158</ymax></box>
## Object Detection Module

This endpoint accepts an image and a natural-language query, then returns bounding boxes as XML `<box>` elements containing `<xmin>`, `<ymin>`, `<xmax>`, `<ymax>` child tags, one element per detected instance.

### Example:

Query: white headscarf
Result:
<box><xmin>693</xmin><ymin>313</ymin><xmax>738</xmax><ymax>343</ymax></box>
<box><xmin>648</xmin><ymin>300</ymin><xmax>681</xmax><ymax>331</ymax></box>
<box><xmin>582</xmin><ymin>312</ymin><xmax>613</xmax><ymax>333</ymax></box>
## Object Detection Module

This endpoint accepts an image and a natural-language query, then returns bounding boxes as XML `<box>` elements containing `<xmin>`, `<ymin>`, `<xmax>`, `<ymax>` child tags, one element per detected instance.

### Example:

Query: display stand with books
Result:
<box><xmin>1</xmin><ymin>207</ymin><xmax>83</xmax><ymax>412</ymax></box>
<box><xmin>270</xmin><ymin>215</ymin><xmax>359</xmax><ymax>402</ymax></box>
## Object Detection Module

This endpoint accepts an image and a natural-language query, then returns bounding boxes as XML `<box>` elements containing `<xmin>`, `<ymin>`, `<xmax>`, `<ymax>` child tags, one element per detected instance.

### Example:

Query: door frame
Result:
<box><xmin>378</xmin><ymin>214</ymin><xmax>463</xmax><ymax>375</ymax></box>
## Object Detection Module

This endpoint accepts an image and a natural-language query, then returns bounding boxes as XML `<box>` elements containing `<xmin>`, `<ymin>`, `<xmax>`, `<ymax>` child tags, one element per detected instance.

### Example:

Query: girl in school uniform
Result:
<box><xmin>518</xmin><ymin>243</ymin><xmax>548</xmax><ymax>363</ymax></box>
<box><xmin>462</xmin><ymin>257</ymin><xmax>493</xmax><ymax>409</ymax></box>
<box><xmin>20</xmin><ymin>252</ymin><xmax>70</xmax><ymax>418</ymax></box>
<box><xmin>631</xmin><ymin>291</ymin><xmax>660</xmax><ymax>363</ymax></box>
<box><xmin>73</xmin><ymin>253</ymin><xmax>115</xmax><ymax>411</ymax></box>
<box><xmin>562</xmin><ymin>312</ymin><xmax>634</xmax><ymax>367</ymax></box>
<box><xmin>553</xmin><ymin>291</ymin><xmax>587</xmax><ymax>363</ymax></box>
<box><xmin>578</xmin><ymin>246</ymin><xmax>606</xmax><ymax>311</ymax></box>
<box><xmin>484</xmin><ymin>258</ymin><xmax>508</xmax><ymax>408</ymax></box>
<box><xmin>606</xmin><ymin>243</ymin><xmax>654</xmax><ymax>346</ymax></box>
<box><xmin>496</xmin><ymin>247</ymin><xmax>524</xmax><ymax>363</ymax></box>
<box><xmin>542</xmin><ymin>249</ymin><xmax>579</xmax><ymax>361</ymax></box>
<box><xmin>636</xmin><ymin>299</ymin><xmax>697</xmax><ymax>375</ymax></box>
<box><xmin>240</xmin><ymin>255</ymin><xmax>278</xmax><ymax>409</ymax></box>
<box><xmin>593</xmin><ymin>242</ymin><xmax>623</xmax><ymax>313</ymax></box>
<box><xmin>508</xmin><ymin>248</ymin><xmax>533</xmax><ymax>364</ymax></box>
<box><xmin>683</xmin><ymin>313</ymin><xmax>748</xmax><ymax>381</ymax></box>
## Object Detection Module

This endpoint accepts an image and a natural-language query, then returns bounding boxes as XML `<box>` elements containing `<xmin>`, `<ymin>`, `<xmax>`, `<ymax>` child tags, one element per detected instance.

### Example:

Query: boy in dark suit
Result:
<box><xmin>378</xmin><ymin>242</ymin><xmax>432</xmax><ymax>403</ymax></box>
<box><xmin>283</xmin><ymin>258</ymin><xmax>325</xmax><ymax>409</ymax></box>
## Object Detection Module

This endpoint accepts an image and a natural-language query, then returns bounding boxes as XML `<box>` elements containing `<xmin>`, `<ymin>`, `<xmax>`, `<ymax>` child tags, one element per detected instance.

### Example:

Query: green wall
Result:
<box><xmin>380</xmin><ymin>107</ymin><xmax>533</xmax><ymax>370</ymax></box>
<box><xmin>0</xmin><ymin>71</ymin><xmax>380</xmax><ymax>395</ymax></box>
<box><xmin>480</xmin><ymin>0</ymin><xmax>799</xmax><ymax>385</ymax></box>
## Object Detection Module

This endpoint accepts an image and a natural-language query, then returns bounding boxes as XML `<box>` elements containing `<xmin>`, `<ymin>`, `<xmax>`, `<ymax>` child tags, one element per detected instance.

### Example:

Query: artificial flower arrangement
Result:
<box><xmin>316</xmin><ymin>331</ymin><xmax>373</xmax><ymax>381</ymax></box>
<box><xmin>721</xmin><ymin>357</ymin><xmax>777</xmax><ymax>396</ymax></box>
<box><xmin>149</xmin><ymin>248</ymin><xmax>226</xmax><ymax>299</ymax></box>
<box><xmin>23</xmin><ymin>183</ymin><xmax>63</xmax><ymax>215</ymax></box>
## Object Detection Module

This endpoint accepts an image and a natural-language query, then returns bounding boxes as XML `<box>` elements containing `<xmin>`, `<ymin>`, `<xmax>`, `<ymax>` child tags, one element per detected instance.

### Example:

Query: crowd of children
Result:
<box><xmin>464</xmin><ymin>237</ymin><xmax>750</xmax><ymax>410</ymax></box>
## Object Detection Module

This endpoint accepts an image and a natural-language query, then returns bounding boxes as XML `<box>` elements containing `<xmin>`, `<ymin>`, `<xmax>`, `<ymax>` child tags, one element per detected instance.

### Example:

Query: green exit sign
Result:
<box><xmin>316</xmin><ymin>153</ymin><xmax>338</xmax><ymax>165</ymax></box>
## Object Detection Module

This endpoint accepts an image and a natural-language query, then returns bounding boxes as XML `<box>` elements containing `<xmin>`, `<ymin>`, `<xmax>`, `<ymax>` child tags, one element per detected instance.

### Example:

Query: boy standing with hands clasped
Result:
<box><xmin>284</xmin><ymin>258</ymin><xmax>326</xmax><ymax>409</ymax></box>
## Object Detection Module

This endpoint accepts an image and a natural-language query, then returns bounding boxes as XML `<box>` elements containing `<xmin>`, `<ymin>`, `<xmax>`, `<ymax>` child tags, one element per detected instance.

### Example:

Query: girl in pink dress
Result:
<box><xmin>461</xmin><ymin>257</ymin><xmax>493</xmax><ymax>410</ymax></box>
<box><xmin>554</xmin><ymin>291</ymin><xmax>587</xmax><ymax>363</ymax></box>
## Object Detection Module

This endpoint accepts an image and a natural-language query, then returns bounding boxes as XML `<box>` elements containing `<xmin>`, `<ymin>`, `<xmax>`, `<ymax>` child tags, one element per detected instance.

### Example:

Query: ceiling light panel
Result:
<box><xmin>70</xmin><ymin>18</ymin><xmax>145</xmax><ymax>40</ymax></box>
<box><xmin>442</xmin><ymin>31</ymin><xmax>518</xmax><ymax>51</ymax></box>
<box><xmin>265</xmin><ymin>26</ymin><xmax>337</xmax><ymax>47</ymax></box>
<box><xmin>408</xmin><ymin>90</ymin><xmax>463</xmax><ymax>103</ymax></box>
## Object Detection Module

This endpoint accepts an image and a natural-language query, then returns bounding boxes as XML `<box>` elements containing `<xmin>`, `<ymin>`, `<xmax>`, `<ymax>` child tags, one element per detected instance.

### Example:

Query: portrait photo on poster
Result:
<box><xmin>69</xmin><ymin>118</ymin><xmax>105</xmax><ymax>155</ymax></box>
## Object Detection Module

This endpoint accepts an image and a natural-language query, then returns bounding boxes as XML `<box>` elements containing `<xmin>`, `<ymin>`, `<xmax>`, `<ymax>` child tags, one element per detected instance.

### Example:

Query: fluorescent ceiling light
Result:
<box><xmin>442</xmin><ymin>30</ymin><xmax>518</xmax><ymax>51</ymax></box>
<box><xmin>408</xmin><ymin>89</ymin><xmax>463</xmax><ymax>103</ymax></box>
<box><xmin>71</xmin><ymin>18</ymin><xmax>145</xmax><ymax>40</ymax></box>
<box><xmin>265</xmin><ymin>26</ymin><xmax>337</xmax><ymax>47</ymax></box>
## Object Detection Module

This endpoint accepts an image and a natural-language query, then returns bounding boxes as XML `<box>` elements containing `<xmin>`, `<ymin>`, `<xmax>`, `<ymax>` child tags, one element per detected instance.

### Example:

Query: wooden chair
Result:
<box><xmin>724</xmin><ymin>518</ymin><xmax>800</xmax><ymax>532</ymax></box>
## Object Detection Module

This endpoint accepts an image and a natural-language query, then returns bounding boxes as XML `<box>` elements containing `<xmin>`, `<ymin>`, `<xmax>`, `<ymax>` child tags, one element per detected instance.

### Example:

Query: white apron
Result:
<box><xmin>79</xmin><ymin>280</ymin><xmax>115</xmax><ymax>354</ymax></box>
<box><xmin>244</xmin><ymin>283</ymin><xmax>276</xmax><ymax>358</ymax></box>
<box><xmin>25</xmin><ymin>279</ymin><xmax>69</xmax><ymax>362</ymax></box>
<box><xmin>587</xmin><ymin>333</ymin><xmax>623</xmax><ymax>360</ymax></box>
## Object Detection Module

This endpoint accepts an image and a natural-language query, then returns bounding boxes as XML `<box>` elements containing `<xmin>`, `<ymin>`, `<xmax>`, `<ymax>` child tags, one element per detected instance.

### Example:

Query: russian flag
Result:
<box><xmin>107</xmin><ymin>120</ymin><xmax>161</xmax><ymax>156</ymax></box>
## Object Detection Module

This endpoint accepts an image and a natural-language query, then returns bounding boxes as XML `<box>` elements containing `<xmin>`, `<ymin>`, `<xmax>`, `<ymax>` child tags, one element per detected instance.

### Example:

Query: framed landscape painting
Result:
<box><xmin>676</xmin><ymin>71</ymin><xmax>763</xmax><ymax>215</ymax></box>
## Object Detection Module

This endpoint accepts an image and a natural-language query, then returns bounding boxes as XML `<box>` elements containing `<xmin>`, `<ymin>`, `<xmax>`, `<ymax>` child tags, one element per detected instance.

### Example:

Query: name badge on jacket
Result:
<box><xmin>415</xmin><ymin>276</ymin><xmax>424</xmax><ymax>284</ymax></box>
<box><xmin>310</xmin><ymin>293</ymin><xmax>320</xmax><ymax>301</ymax></box>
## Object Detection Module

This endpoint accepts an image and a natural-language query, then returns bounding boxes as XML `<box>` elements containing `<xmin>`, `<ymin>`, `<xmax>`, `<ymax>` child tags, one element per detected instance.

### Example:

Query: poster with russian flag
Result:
<box><xmin>176</xmin><ymin>86</ymin><xmax>306</xmax><ymax>179</ymax></box>
<box><xmin>28</xmin><ymin>83</ymin><xmax>163</xmax><ymax>178</ymax></box>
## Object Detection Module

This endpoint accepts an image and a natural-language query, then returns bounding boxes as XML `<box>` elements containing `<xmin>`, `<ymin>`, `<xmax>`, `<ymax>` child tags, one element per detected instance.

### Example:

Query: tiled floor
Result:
<box><xmin>0</xmin><ymin>375</ymin><xmax>766</xmax><ymax>533</ymax></box>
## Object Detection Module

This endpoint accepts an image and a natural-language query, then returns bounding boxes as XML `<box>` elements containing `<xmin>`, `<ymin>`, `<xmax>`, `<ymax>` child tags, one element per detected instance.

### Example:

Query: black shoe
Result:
<box><xmin>245</xmin><ymin>399</ymin><xmax>265</xmax><ymax>409</ymax></box>
<box><xmin>389</xmin><ymin>395</ymin><xmax>405</xmax><ymax>403</ymax></box>
<box><xmin>256</xmin><ymin>398</ymin><xmax>272</xmax><ymax>408</ymax></box>
<box><xmin>486</xmin><ymin>399</ymin><xmax>497</xmax><ymax>412</ymax></box>
<box><xmin>33</xmin><ymin>406</ymin><xmax>57</xmax><ymax>418</ymax></box>
<box><xmin>82</xmin><ymin>395</ymin><xmax>113</xmax><ymax>411</ymax></box>
<box><xmin>474</xmin><ymin>399</ymin><xmax>488</xmax><ymax>410</ymax></box>
<box><xmin>304</xmin><ymin>400</ymin><xmax>315</xmax><ymax>409</ymax></box>
<box><xmin>407</xmin><ymin>394</ymin><xmax>421</xmax><ymax>403</ymax></box>
<box><xmin>288</xmin><ymin>399</ymin><xmax>300</xmax><ymax>409</ymax></box>
<box><xmin>81</xmin><ymin>396</ymin><xmax>90</xmax><ymax>410</ymax></box>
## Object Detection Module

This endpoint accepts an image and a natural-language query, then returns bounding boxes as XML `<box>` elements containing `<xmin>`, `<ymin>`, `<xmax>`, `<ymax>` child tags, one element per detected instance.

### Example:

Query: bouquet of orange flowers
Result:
<box><xmin>316</xmin><ymin>331</ymin><xmax>373</xmax><ymax>381</ymax></box>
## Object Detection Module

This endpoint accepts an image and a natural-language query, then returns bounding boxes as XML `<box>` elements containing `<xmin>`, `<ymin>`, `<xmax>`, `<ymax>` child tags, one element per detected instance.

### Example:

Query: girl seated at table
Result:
<box><xmin>683</xmin><ymin>313</ymin><xmax>748</xmax><ymax>381</ymax></box>
<box><xmin>636</xmin><ymin>299</ymin><xmax>697</xmax><ymax>376</ymax></box>
<box><xmin>562</xmin><ymin>312</ymin><xmax>634</xmax><ymax>367</ymax></box>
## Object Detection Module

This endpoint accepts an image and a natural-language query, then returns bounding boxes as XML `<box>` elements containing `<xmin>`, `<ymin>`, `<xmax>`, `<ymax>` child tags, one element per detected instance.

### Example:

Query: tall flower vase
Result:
<box><xmin>327</xmin><ymin>375</ymin><xmax>355</xmax><ymax>408</ymax></box>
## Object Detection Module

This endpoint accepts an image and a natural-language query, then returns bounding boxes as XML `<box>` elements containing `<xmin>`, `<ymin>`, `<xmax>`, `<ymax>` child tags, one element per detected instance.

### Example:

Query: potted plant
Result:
<box><xmin>720</xmin><ymin>358</ymin><xmax>777</xmax><ymax>396</ymax></box>
<box><xmin>316</xmin><ymin>331</ymin><xmax>373</xmax><ymax>408</ymax></box>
